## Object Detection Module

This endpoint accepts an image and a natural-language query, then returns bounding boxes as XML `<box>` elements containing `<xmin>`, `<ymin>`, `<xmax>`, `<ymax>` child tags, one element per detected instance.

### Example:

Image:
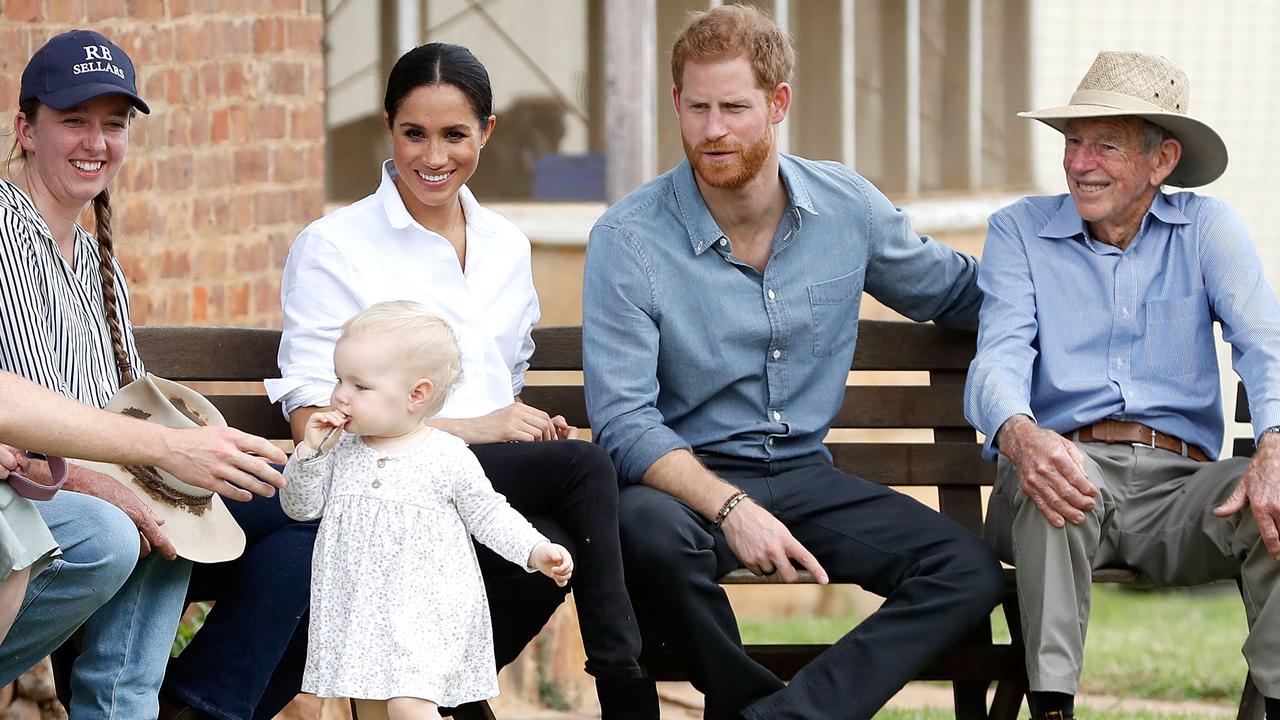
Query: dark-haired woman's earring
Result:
<box><xmin>479</xmin><ymin>144</ymin><xmax>485</xmax><ymax>150</ymax></box>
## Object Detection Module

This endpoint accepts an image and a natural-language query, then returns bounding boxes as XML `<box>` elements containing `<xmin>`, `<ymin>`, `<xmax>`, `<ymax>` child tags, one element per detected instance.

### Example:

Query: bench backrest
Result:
<box><xmin>136</xmin><ymin>320</ymin><xmax>992</xmax><ymax>534</ymax></box>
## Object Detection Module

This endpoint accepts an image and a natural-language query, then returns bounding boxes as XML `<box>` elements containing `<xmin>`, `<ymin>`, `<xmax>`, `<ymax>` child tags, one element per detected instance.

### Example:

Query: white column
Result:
<box><xmin>396</xmin><ymin>0</ymin><xmax>421</xmax><ymax>55</ymax></box>
<box><xmin>905</xmin><ymin>0</ymin><xmax>920</xmax><ymax>196</ymax></box>
<box><xmin>605</xmin><ymin>0</ymin><xmax>657</xmax><ymax>202</ymax></box>
<box><xmin>968</xmin><ymin>0</ymin><xmax>983</xmax><ymax>189</ymax></box>
<box><xmin>841</xmin><ymin>0</ymin><xmax>856</xmax><ymax>168</ymax></box>
<box><xmin>774</xmin><ymin>0</ymin><xmax>790</xmax><ymax>156</ymax></box>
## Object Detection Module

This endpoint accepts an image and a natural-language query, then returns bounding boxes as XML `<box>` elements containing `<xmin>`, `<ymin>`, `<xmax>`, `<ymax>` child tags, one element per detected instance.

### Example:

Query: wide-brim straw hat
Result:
<box><xmin>1019</xmin><ymin>50</ymin><xmax>1227</xmax><ymax>187</ymax></box>
<box><xmin>71</xmin><ymin>375</ymin><xmax>246</xmax><ymax>563</ymax></box>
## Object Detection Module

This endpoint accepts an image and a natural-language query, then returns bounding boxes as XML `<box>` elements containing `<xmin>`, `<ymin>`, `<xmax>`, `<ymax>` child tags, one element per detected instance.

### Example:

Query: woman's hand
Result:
<box><xmin>303</xmin><ymin>410</ymin><xmax>349</xmax><ymax>454</ymax></box>
<box><xmin>435</xmin><ymin>402</ymin><xmax>576</xmax><ymax>444</ymax></box>
<box><xmin>530</xmin><ymin>541</ymin><xmax>574</xmax><ymax>587</ymax></box>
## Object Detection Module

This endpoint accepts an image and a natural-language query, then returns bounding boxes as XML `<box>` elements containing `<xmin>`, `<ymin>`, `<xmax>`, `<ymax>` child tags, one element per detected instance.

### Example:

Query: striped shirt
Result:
<box><xmin>965</xmin><ymin>190</ymin><xmax>1280</xmax><ymax>460</ymax></box>
<box><xmin>0</xmin><ymin>179</ymin><xmax>144</xmax><ymax>408</ymax></box>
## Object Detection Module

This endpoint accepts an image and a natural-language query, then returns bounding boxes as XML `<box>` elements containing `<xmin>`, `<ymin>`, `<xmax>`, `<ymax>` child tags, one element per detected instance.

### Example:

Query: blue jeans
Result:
<box><xmin>0</xmin><ymin>490</ymin><xmax>192</xmax><ymax>718</ymax></box>
<box><xmin>164</xmin><ymin>492</ymin><xmax>318</xmax><ymax>720</ymax></box>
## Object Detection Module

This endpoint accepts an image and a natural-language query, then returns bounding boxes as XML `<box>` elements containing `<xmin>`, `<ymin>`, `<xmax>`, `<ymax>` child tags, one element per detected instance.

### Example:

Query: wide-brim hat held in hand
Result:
<box><xmin>71</xmin><ymin>375</ymin><xmax>246</xmax><ymax>563</ymax></box>
<box><xmin>1019</xmin><ymin>50</ymin><xmax>1227</xmax><ymax>187</ymax></box>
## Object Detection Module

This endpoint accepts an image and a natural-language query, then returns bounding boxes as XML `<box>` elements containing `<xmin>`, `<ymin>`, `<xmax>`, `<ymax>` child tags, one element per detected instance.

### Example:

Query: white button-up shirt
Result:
<box><xmin>266</xmin><ymin>160</ymin><xmax>540</xmax><ymax>420</ymax></box>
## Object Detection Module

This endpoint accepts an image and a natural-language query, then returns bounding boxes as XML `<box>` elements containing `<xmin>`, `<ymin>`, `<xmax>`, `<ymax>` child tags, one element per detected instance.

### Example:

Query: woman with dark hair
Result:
<box><xmin>2</xmin><ymin>29</ymin><xmax>310</xmax><ymax>720</ymax></box>
<box><xmin>270</xmin><ymin>43</ymin><xmax>658</xmax><ymax>719</ymax></box>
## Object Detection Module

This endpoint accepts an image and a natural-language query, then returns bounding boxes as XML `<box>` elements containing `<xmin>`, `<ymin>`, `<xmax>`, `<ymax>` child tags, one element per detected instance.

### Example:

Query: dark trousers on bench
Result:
<box><xmin>619</xmin><ymin>452</ymin><xmax>1004</xmax><ymax>720</ymax></box>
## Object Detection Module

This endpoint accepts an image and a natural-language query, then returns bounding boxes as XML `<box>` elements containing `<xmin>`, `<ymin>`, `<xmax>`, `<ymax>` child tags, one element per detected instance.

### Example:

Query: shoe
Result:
<box><xmin>596</xmin><ymin>675</ymin><xmax>659</xmax><ymax>720</ymax></box>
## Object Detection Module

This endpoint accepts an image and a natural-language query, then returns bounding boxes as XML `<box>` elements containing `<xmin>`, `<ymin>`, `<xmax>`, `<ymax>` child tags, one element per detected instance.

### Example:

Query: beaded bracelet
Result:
<box><xmin>713</xmin><ymin>490</ymin><xmax>749</xmax><ymax>528</ymax></box>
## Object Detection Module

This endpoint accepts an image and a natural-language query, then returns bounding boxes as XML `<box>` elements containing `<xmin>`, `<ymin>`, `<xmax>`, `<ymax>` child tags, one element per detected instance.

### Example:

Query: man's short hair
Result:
<box><xmin>670</xmin><ymin>4</ymin><xmax>795</xmax><ymax>94</ymax></box>
<box><xmin>1140</xmin><ymin>119</ymin><xmax>1178</xmax><ymax>156</ymax></box>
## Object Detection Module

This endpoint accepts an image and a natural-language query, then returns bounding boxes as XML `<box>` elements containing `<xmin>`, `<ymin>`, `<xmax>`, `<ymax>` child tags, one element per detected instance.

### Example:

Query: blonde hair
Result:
<box><xmin>670</xmin><ymin>4</ymin><xmax>795</xmax><ymax>93</ymax></box>
<box><xmin>340</xmin><ymin>301</ymin><xmax>463</xmax><ymax>417</ymax></box>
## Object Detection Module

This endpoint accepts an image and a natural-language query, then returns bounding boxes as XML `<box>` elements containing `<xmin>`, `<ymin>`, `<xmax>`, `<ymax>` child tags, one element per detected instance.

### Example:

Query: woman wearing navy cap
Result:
<box><xmin>1</xmin><ymin>30</ymin><xmax>305</xmax><ymax>720</ymax></box>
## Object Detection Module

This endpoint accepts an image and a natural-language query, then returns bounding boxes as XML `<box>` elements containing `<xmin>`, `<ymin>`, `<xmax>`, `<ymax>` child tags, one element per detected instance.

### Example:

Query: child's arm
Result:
<box><xmin>280</xmin><ymin>410</ymin><xmax>346</xmax><ymax>521</ymax></box>
<box><xmin>451</xmin><ymin>445</ymin><xmax>557</xmax><ymax>577</ymax></box>
<box><xmin>529</xmin><ymin>541</ymin><xmax>574</xmax><ymax>587</ymax></box>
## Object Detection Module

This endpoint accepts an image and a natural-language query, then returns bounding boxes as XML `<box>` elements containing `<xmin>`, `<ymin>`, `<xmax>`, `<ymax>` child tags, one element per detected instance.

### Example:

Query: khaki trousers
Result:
<box><xmin>985</xmin><ymin>441</ymin><xmax>1280</xmax><ymax>696</ymax></box>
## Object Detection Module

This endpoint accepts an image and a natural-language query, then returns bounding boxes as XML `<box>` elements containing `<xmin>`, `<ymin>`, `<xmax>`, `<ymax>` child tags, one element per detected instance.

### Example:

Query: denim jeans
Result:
<box><xmin>164</xmin><ymin>492</ymin><xmax>318</xmax><ymax>720</ymax></box>
<box><xmin>0</xmin><ymin>490</ymin><xmax>192</xmax><ymax>718</ymax></box>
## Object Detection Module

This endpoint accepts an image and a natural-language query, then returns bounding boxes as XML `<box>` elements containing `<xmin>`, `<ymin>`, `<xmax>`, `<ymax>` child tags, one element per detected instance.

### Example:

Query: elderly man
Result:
<box><xmin>583</xmin><ymin>5</ymin><xmax>1003</xmax><ymax>719</ymax></box>
<box><xmin>966</xmin><ymin>50</ymin><xmax>1280</xmax><ymax>720</ymax></box>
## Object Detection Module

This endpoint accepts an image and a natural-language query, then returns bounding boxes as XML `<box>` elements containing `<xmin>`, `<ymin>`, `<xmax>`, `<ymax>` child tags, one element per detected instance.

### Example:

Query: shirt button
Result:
<box><xmin>372</xmin><ymin>480</ymin><xmax>381</xmax><ymax>488</ymax></box>
<box><xmin>767</xmin><ymin>289</ymin><xmax>776</xmax><ymax>300</ymax></box>
<box><xmin>376</xmin><ymin>459</ymin><xmax>386</xmax><ymax>468</ymax></box>
<box><xmin>766</xmin><ymin>437</ymin><xmax>774</xmax><ymax>446</ymax></box>
<box><xmin>718</xmin><ymin>238</ymin><xmax>727</xmax><ymax>247</ymax></box>
<box><xmin>771</xmin><ymin>349</ymin><xmax>781</xmax><ymax>359</ymax></box>
<box><xmin>1115</xmin><ymin>358</ymin><xmax>1123</xmax><ymax>368</ymax></box>
<box><xmin>772</xmin><ymin>410</ymin><xmax>782</xmax><ymax>422</ymax></box>
<box><xmin>1120</xmin><ymin>307</ymin><xmax>1130</xmax><ymax>318</ymax></box>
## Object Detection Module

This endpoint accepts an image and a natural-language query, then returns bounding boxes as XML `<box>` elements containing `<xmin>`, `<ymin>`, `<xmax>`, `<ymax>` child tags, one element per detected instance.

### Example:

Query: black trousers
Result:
<box><xmin>619</xmin><ymin>453</ymin><xmax>1004</xmax><ymax>720</ymax></box>
<box><xmin>472</xmin><ymin>439</ymin><xmax>644</xmax><ymax>678</ymax></box>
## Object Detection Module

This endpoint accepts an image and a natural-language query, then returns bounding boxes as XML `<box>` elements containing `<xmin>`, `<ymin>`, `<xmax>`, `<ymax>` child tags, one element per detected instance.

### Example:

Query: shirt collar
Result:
<box><xmin>0</xmin><ymin>179</ymin><xmax>55</xmax><ymax>240</ymax></box>
<box><xmin>1038</xmin><ymin>190</ymin><xmax>1191</xmax><ymax>241</ymax></box>
<box><xmin>672</xmin><ymin>155</ymin><xmax>818</xmax><ymax>256</ymax></box>
<box><xmin>375</xmin><ymin>159</ymin><xmax>497</xmax><ymax>234</ymax></box>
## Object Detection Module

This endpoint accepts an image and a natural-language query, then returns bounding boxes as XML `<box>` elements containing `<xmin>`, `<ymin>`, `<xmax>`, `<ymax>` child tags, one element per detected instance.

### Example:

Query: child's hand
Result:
<box><xmin>303</xmin><ymin>410</ymin><xmax>349</xmax><ymax>454</ymax></box>
<box><xmin>531</xmin><ymin>542</ymin><xmax>574</xmax><ymax>587</ymax></box>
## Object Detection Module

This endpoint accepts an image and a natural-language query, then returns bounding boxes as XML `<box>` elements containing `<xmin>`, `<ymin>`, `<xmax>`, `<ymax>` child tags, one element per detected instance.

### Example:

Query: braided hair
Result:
<box><xmin>92</xmin><ymin>187</ymin><xmax>134</xmax><ymax>386</ymax></box>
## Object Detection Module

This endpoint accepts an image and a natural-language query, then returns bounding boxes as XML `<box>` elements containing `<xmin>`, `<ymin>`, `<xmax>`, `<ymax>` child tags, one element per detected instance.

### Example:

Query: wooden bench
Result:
<box><xmin>135</xmin><ymin>321</ymin><xmax>1263</xmax><ymax>719</ymax></box>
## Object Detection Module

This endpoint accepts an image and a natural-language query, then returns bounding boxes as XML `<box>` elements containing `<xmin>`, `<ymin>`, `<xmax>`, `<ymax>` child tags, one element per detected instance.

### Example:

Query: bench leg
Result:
<box><xmin>1238</xmin><ymin>670</ymin><xmax>1265</xmax><ymax>720</ymax></box>
<box><xmin>952</xmin><ymin>680</ymin><xmax>989</xmax><ymax>720</ymax></box>
<box><xmin>990</xmin><ymin>678</ymin><xmax>1028</xmax><ymax>720</ymax></box>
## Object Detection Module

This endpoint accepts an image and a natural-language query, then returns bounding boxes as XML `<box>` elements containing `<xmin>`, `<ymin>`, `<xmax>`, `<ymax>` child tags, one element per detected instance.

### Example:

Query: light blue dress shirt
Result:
<box><xmin>583</xmin><ymin>156</ymin><xmax>982</xmax><ymax>485</ymax></box>
<box><xmin>965</xmin><ymin>191</ymin><xmax>1280</xmax><ymax>461</ymax></box>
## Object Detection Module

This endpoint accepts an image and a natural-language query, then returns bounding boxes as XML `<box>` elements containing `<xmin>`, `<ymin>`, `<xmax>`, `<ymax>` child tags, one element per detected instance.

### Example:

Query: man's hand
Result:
<box><xmin>999</xmin><ymin>414</ymin><xmax>1097</xmax><ymax>527</ymax></box>
<box><xmin>159</xmin><ymin>426</ymin><xmax>288</xmax><ymax>503</ymax></box>
<box><xmin>57</xmin><ymin>462</ymin><xmax>176</xmax><ymax>560</ymax></box>
<box><xmin>1215</xmin><ymin>433</ymin><xmax>1280</xmax><ymax>558</ymax></box>
<box><xmin>720</xmin><ymin>498</ymin><xmax>829</xmax><ymax>584</ymax></box>
<box><xmin>0</xmin><ymin>444</ymin><xmax>27</xmax><ymax>480</ymax></box>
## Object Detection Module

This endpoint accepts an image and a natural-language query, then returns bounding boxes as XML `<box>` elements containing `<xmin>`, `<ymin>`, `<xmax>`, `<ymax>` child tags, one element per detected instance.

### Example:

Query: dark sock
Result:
<box><xmin>1265</xmin><ymin>695</ymin><xmax>1279</xmax><ymax>720</ymax></box>
<box><xmin>1030</xmin><ymin>691</ymin><xmax>1075</xmax><ymax>718</ymax></box>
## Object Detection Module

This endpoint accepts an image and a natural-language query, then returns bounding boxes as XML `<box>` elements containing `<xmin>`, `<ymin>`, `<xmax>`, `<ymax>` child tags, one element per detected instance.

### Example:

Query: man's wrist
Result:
<box><xmin>1258</xmin><ymin>426</ymin><xmax>1280</xmax><ymax>450</ymax></box>
<box><xmin>712</xmin><ymin>490</ymin><xmax>748</xmax><ymax>528</ymax></box>
<box><xmin>996</xmin><ymin>414</ymin><xmax>1035</xmax><ymax>452</ymax></box>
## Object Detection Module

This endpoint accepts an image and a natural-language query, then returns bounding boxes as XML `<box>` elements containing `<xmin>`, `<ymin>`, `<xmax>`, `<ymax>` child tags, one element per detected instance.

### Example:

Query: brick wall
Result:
<box><xmin>0</xmin><ymin>0</ymin><xmax>326</xmax><ymax>327</ymax></box>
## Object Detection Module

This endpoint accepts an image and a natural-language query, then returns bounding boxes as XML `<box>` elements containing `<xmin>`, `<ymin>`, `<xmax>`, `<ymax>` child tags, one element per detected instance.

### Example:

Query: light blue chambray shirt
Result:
<box><xmin>583</xmin><ymin>156</ymin><xmax>982</xmax><ymax>485</ymax></box>
<box><xmin>965</xmin><ymin>191</ymin><xmax>1280</xmax><ymax>461</ymax></box>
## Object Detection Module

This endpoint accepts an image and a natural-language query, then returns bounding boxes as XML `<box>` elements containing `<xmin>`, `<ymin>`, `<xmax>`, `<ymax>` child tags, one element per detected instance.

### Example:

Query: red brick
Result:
<box><xmin>166</xmin><ymin>112</ymin><xmax>191</xmax><ymax>147</ymax></box>
<box><xmin>269</xmin><ymin>147</ymin><xmax>303</xmax><ymax>184</ymax></box>
<box><xmin>289</xmin><ymin>105</ymin><xmax>323</xmax><ymax>141</ymax></box>
<box><xmin>87</xmin><ymin>0</ymin><xmax>127</xmax><ymax>22</ymax></box>
<box><xmin>253</xmin><ymin>188</ymin><xmax>290</xmax><ymax>226</ymax></box>
<box><xmin>122</xmin><ymin>154</ymin><xmax>153</xmax><ymax>189</ymax></box>
<box><xmin>125</xmin><ymin>0</ymin><xmax>166</xmax><ymax>19</ymax></box>
<box><xmin>268</xmin><ymin>61</ymin><xmax>306</xmax><ymax>97</ymax></box>
<box><xmin>291</xmin><ymin>186</ymin><xmax>324</xmax><ymax>224</ymax></box>
<box><xmin>5</xmin><ymin>0</ymin><xmax>41</xmax><ymax>22</ymax></box>
<box><xmin>194</xmin><ymin>247</ymin><xmax>227</xmax><ymax>276</ymax></box>
<box><xmin>194</xmin><ymin>151</ymin><xmax>231</xmax><ymax>188</ymax></box>
<box><xmin>167</xmin><ymin>287</ymin><xmax>190</xmax><ymax>323</ymax></box>
<box><xmin>130</xmin><ymin>290</ymin><xmax>154</xmax><ymax>323</ymax></box>
<box><xmin>228</xmin><ymin>282</ymin><xmax>250</xmax><ymax>318</ymax></box>
<box><xmin>0</xmin><ymin>75</ymin><xmax>17</xmax><ymax>114</ymax></box>
<box><xmin>118</xmin><ymin>196</ymin><xmax>150</xmax><ymax>239</ymax></box>
<box><xmin>192</xmin><ymin>285</ymin><xmax>209</xmax><ymax>322</ymax></box>
<box><xmin>233</xmin><ymin>242</ymin><xmax>268</xmax><ymax>273</ymax></box>
<box><xmin>253</xmin><ymin>17</ymin><xmax>285</xmax><ymax>53</ymax></box>
<box><xmin>231</xmin><ymin>191</ymin><xmax>254</xmax><ymax>230</ymax></box>
<box><xmin>177</xmin><ymin>23</ymin><xmax>215</xmax><ymax>64</ymax></box>
<box><xmin>252</xmin><ymin>277</ymin><xmax>278</xmax><ymax>316</ymax></box>
<box><xmin>1</xmin><ymin>28</ymin><xmax>32</xmax><ymax>70</ymax></box>
<box><xmin>227</xmin><ymin>105</ymin><xmax>252</xmax><ymax>143</ymax></box>
<box><xmin>285</xmin><ymin>16</ymin><xmax>322</xmax><ymax>53</ymax></box>
<box><xmin>47</xmin><ymin>0</ymin><xmax>87</xmax><ymax>22</ymax></box>
<box><xmin>233</xmin><ymin>146</ymin><xmax>269</xmax><ymax>184</ymax></box>
<box><xmin>156</xmin><ymin>153</ymin><xmax>193</xmax><ymax>190</ymax></box>
<box><xmin>169</xmin><ymin>0</ymin><xmax>192</xmax><ymax>16</ymax></box>
<box><xmin>148</xmin><ymin>26</ymin><xmax>176</xmax><ymax>65</ymax></box>
<box><xmin>160</xmin><ymin>249</ymin><xmax>192</xmax><ymax>279</ymax></box>
<box><xmin>223</xmin><ymin>60</ymin><xmax>249</xmax><ymax>97</ymax></box>
<box><xmin>198</xmin><ymin>63</ymin><xmax>222</xmax><ymax>98</ymax></box>
<box><xmin>210</xmin><ymin>108</ymin><xmax>230</xmax><ymax>144</ymax></box>
<box><xmin>189</xmin><ymin>109</ymin><xmax>210</xmax><ymax>145</ymax></box>
<box><xmin>303</xmin><ymin>144</ymin><xmax>324</xmax><ymax>181</ymax></box>
<box><xmin>224</xmin><ymin>20</ymin><xmax>253</xmax><ymax>55</ymax></box>
<box><xmin>303</xmin><ymin>59</ymin><xmax>324</xmax><ymax>97</ymax></box>
<box><xmin>253</xmin><ymin>104</ymin><xmax>288</xmax><ymax>140</ymax></box>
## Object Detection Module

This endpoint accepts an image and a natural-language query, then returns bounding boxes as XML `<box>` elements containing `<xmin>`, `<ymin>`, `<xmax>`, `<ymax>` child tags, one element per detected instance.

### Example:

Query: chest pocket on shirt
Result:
<box><xmin>1143</xmin><ymin>294</ymin><xmax>1215</xmax><ymax>378</ymax></box>
<box><xmin>808</xmin><ymin>269</ymin><xmax>862</xmax><ymax>357</ymax></box>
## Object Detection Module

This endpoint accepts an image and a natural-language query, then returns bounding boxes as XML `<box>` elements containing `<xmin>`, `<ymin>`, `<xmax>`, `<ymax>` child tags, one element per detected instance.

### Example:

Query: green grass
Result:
<box><xmin>738</xmin><ymin>582</ymin><xmax>1248</xmax><ymax>704</ymax></box>
<box><xmin>874</xmin><ymin>709</ymin><xmax>1224</xmax><ymax>720</ymax></box>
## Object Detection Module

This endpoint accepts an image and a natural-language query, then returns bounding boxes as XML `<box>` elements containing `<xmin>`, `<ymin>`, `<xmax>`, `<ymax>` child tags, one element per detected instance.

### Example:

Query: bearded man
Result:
<box><xmin>581</xmin><ymin>5</ymin><xmax>1003</xmax><ymax>719</ymax></box>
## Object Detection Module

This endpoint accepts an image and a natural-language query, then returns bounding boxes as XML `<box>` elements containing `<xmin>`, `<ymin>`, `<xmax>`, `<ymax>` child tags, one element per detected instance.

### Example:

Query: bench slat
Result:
<box><xmin>135</xmin><ymin>326</ymin><xmax>283</xmax><ymax>381</ymax></box>
<box><xmin>829</xmin><ymin>443</ymin><xmax>993</xmax><ymax>486</ymax></box>
<box><xmin>206</xmin><ymin>395</ymin><xmax>292</xmax><ymax>441</ymax></box>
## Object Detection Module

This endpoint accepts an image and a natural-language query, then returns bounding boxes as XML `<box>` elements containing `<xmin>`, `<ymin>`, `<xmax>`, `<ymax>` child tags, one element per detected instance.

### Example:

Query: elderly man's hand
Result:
<box><xmin>999</xmin><ymin>414</ymin><xmax>1097</xmax><ymax>528</ymax></box>
<box><xmin>1215</xmin><ymin>433</ymin><xmax>1280</xmax><ymax>558</ymax></box>
<box><xmin>0</xmin><ymin>444</ymin><xmax>27</xmax><ymax>480</ymax></box>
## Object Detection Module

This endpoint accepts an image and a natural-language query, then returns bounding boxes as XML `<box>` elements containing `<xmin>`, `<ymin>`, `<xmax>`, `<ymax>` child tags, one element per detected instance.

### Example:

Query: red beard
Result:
<box><xmin>683</xmin><ymin>124</ymin><xmax>774</xmax><ymax>190</ymax></box>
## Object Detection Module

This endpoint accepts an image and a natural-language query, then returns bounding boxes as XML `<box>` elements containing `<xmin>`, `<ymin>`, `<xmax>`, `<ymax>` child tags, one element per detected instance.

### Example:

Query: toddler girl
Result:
<box><xmin>281</xmin><ymin>301</ymin><xmax>572</xmax><ymax>720</ymax></box>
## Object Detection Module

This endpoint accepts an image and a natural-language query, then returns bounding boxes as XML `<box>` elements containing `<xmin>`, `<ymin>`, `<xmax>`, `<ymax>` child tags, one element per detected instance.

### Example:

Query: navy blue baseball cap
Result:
<box><xmin>20</xmin><ymin>30</ymin><xmax>150</xmax><ymax>114</ymax></box>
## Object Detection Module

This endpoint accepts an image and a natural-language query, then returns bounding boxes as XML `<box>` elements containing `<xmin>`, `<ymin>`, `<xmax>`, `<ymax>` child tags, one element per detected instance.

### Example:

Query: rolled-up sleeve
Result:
<box><xmin>1198</xmin><ymin>200</ymin><xmax>1280</xmax><ymax>440</ymax></box>
<box><xmin>266</xmin><ymin>227</ymin><xmax>365</xmax><ymax>418</ymax></box>
<box><xmin>964</xmin><ymin>210</ymin><xmax>1039</xmax><ymax>459</ymax></box>
<box><xmin>583</xmin><ymin>223</ymin><xmax>691</xmax><ymax>486</ymax></box>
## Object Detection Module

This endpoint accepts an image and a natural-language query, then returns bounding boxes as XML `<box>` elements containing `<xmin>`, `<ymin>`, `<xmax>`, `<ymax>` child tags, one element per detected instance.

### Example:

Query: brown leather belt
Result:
<box><xmin>1069</xmin><ymin>419</ymin><xmax>1209</xmax><ymax>462</ymax></box>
